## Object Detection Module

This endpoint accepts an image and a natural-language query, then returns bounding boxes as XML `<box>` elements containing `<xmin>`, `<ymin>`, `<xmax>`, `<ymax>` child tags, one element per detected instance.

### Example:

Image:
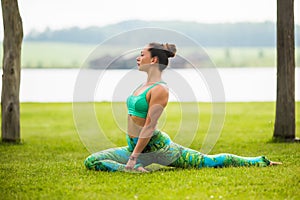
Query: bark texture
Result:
<box><xmin>274</xmin><ymin>0</ymin><xmax>295</xmax><ymax>140</ymax></box>
<box><xmin>1</xmin><ymin>0</ymin><xmax>23</xmax><ymax>142</ymax></box>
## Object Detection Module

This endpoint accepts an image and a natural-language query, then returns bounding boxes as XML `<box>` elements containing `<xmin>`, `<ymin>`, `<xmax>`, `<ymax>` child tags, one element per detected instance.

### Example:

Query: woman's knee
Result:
<box><xmin>84</xmin><ymin>155</ymin><xmax>95</xmax><ymax>170</ymax></box>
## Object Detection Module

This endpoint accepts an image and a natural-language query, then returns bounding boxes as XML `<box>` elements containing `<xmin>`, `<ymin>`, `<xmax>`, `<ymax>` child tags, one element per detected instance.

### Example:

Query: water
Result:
<box><xmin>1</xmin><ymin>67</ymin><xmax>299</xmax><ymax>102</ymax></box>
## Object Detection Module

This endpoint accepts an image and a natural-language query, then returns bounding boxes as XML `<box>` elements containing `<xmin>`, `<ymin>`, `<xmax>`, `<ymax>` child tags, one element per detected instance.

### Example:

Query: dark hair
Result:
<box><xmin>148</xmin><ymin>42</ymin><xmax>177</xmax><ymax>71</ymax></box>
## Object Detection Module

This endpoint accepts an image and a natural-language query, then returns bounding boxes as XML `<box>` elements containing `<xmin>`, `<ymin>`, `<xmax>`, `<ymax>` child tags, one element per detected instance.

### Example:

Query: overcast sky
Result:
<box><xmin>0</xmin><ymin>0</ymin><xmax>299</xmax><ymax>38</ymax></box>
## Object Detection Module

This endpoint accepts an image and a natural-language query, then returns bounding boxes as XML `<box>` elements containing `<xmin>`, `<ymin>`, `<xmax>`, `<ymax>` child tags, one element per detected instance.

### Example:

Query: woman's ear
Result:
<box><xmin>151</xmin><ymin>56</ymin><xmax>159</xmax><ymax>64</ymax></box>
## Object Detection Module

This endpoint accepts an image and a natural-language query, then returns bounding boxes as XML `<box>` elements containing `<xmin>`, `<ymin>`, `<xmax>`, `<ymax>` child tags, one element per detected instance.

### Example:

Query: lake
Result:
<box><xmin>1</xmin><ymin>67</ymin><xmax>299</xmax><ymax>102</ymax></box>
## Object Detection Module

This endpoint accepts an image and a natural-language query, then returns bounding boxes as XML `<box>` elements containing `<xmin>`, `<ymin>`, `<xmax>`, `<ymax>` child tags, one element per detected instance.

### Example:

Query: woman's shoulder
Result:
<box><xmin>145</xmin><ymin>82</ymin><xmax>169</xmax><ymax>106</ymax></box>
<box><xmin>149</xmin><ymin>83</ymin><xmax>169</xmax><ymax>101</ymax></box>
<box><xmin>153</xmin><ymin>82</ymin><xmax>169</xmax><ymax>93</ymax></box>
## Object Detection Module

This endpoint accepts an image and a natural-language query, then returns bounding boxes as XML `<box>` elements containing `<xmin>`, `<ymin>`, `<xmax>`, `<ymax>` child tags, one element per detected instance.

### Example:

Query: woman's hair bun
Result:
<box><xmin>148</xmin><ymin>42</ymin><xmax>176</xmax><ymax>71</ymax></box>
<box><xmin>163</xmin><ymin>43</ymin><xmax>177</xmax><ymax>58</ymax></box>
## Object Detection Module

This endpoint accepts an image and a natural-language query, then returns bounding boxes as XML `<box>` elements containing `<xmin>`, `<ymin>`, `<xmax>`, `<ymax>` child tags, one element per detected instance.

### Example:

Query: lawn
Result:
<box><xmin>0</xmin><ymin>102</ymin><xmax>299</xmax><ymax>200</ymax></box>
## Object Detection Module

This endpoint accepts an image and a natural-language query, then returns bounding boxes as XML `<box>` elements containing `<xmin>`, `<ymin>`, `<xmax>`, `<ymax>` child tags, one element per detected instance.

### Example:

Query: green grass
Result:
<box><xmin>1</xmin><ymin>42</ymin><xmax>299</xmax><ymax>68</ymax></box>
<box><xmin>21</xmin><ymin>42</ymin><xmax>97</xmax><ymax>68</ymax></box>
<box><xmin>0</xmin><ymin>102</ymin><xmax>299</xmax><ymax>200</ymax></box>
<box><xmin>205</xmin><ymin>47</ymin><xmax>278</xmax><ymax>67</ymax></box>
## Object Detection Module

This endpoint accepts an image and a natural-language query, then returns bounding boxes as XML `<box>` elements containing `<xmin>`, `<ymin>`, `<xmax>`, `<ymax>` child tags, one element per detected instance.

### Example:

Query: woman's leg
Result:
<box><xmin>84</xmin><ymin>146</ymin><xmax>143</xmax><ymax>172</ymax></box>
<box><xmin>170</xmin><ymin>144</ymin><xmax>271</xmax><ymax>168</ymax></box>
<box><xmin>203</xmin><ymin>153</ymin><xmax>271</xmax><ymax>167</ymax></box>
<box><xmin>84</xmin><ymin>130</ymin><xmax>170</xmax><ymax>172</ymax></box>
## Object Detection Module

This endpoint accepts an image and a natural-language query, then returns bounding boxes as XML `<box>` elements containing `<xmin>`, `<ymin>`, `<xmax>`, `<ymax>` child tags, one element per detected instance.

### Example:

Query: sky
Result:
<box><xmin>0</xmin><ymin>0</ymin><xmax>299</xmax><ymax>38</ymax></box>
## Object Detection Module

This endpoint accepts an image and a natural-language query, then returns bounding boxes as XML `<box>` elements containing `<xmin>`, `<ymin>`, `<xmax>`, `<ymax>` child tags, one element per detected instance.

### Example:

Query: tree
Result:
<box><xmin>1</xmin><ymin>0</ymin><xmax>23</xmax><ymax>142</ymax></box>
<box><xmin>273</xmin><ymin>0</ymin><xmax>297</xmax><ymax>141</ymax></box>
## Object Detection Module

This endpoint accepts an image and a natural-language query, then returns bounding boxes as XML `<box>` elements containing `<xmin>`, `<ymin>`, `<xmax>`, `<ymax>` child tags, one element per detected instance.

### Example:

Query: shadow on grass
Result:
<box><xmin>267</xmin><ymin>137</ymin><xmax>300</xmax><ymax>143</ymax></box>
<box><xmin>145</xmin><ymin>164</ymin><xmax>178</xmax><ymax>172</ymax></box>
<box><xmin>0</xmin><ymin>140</ymin><xmax>24</xmax><ymax>146</ymax></box>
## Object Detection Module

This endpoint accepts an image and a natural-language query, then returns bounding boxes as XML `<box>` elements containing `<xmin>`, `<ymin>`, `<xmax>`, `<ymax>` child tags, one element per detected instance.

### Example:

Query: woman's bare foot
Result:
<box><xmin>136</xmin><ymin>166</ymin><xmax>149</xmax><ymax>172</ymax></box>
<box><xmin>270</xmin><ymin>161</ymin><xmax>282</xmax><ymax>166</ymax></box>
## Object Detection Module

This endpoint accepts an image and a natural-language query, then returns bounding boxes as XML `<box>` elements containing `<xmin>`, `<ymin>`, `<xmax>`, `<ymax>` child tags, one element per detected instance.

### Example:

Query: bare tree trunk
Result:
<box><xmin>274</xmin><ymin>0</ymin><xmax>295</xmax><ymax>140</ymax></box>
<box><xmin>1</xmin><ymin>0</ymin><xmax>23</xmax><ymax>142</ymax></box>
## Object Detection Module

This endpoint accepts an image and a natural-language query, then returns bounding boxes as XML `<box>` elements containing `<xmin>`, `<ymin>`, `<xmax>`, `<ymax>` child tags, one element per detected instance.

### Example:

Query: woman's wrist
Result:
<box><xmin>129</xmin><ymin>153</ymin><xmax>139</xmax><ymax>160</ymax></box>
<box><xmin>129</xmin><ymin>155</ymin><xmax>136</xmax><ymax>161</ymax></box>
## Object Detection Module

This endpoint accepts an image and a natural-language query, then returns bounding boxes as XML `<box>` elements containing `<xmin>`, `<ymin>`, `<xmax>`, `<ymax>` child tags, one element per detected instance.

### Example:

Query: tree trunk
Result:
<box><xmin>1</xmin><ymin>0</ymin><xmax>23</xmax><ymax>142</ymax></box>
<box><xmin>274</xmin><ymin>0</ymin><xmax>295</xmax><ymax>140</ymax></box>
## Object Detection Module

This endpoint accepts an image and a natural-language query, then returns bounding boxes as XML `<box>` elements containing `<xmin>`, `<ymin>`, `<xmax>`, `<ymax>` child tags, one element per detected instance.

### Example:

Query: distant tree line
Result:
<box><xmin>25</xmin><ymin>20</ymin><xmax>300</xmax><ymax>47</ymax></box>
<box><xmin>88</xmin><ymin>53</ymin><xmax>209</xmax><ymax>69</ymax></box>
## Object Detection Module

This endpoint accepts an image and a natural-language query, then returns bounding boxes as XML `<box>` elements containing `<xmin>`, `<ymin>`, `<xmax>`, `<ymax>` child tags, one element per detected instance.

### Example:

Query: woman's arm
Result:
<box><xmin>125</xmin><ymin>85</ymin><xmax>169</xmax><ymax>169</ymax></box>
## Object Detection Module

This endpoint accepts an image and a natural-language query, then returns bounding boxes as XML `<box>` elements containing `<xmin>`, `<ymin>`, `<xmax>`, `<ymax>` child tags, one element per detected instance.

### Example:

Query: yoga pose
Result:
<box><xmin>84</xmin><ymin>42</ymin><xmax>281</xmax><ymax>172</ymax></box>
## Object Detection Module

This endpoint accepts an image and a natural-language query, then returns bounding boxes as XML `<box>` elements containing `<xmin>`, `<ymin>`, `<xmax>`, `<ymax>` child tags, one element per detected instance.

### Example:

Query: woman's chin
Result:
<box><xmin>137</xmin><ymin>66</ymin><xmax>144</xmax><ymax>71</ymax></box>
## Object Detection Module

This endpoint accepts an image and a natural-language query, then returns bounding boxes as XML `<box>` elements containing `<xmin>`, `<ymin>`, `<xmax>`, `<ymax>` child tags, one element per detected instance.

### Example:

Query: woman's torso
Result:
<box><xmin>126</xmin><ymin>81</ymin><xmax>167</xmax><ymax>138</ymax></box>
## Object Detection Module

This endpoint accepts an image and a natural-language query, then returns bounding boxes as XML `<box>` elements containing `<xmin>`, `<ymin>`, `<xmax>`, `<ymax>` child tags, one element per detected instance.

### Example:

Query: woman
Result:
<box><xmin>84</xmin><ymin>42</ymin><xmax>281</xmax><ymax>172</ymax></box>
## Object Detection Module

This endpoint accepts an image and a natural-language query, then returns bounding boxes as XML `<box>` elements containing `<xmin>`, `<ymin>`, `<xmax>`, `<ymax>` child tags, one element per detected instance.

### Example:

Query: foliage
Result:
<box><xmin>25</xmin><ymin>20</ymin><xmax>300</xmax><ymax>47</ymax></box>
<box><xmin>0</xmin><ymin>102</ymin><xmax>299</xmax><ymax>199</ymax></box>
<box><xmin>1</xmin><ymin>42</ymin><xmax>297</xmax><ymax>68</ymax></box>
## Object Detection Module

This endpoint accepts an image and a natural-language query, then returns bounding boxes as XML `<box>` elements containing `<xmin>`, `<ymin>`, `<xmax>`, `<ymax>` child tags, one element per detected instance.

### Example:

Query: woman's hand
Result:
<box><xmin>125</xmin><ymin>155</ymin><xmax>137</xmax><ymax>170</ymax></box>
<box><xmin>125</xmin><ymin>155</ymin><xmax>149</xmax><ymax>172</ymax></box>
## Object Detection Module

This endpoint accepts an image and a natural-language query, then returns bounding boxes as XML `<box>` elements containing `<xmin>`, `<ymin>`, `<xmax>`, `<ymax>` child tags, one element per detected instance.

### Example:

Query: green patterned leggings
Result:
<box><xmin>84</xmin><ymin>130</ymin><xmax>271</xmax><ymax>172</ymax></box>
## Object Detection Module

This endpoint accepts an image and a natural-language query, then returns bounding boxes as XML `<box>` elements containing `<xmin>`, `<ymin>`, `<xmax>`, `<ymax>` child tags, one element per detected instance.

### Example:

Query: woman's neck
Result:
<box><xmin>146</xmin><ymin>68</ymin><xmax>162</xmax><ymax>83</ymax></box>
<box><xmin>146</xmin><ymin>78</ymin><xmax>161</xmax><ymax>84</ymax></box>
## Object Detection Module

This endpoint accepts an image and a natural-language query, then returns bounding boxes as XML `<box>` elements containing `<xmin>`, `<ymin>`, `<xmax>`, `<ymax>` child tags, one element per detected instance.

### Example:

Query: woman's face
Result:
<box><xmin>136</xmin><ymin>47</ymin><xmax>152</xmax><ymax>71</ymax></box>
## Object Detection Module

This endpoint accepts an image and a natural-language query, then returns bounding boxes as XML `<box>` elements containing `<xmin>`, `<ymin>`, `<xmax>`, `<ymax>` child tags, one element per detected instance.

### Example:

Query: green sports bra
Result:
<box><xmin>126</xmin><ymin>81</ymin><xmax>166</xmax><ymax>118</ymax></box>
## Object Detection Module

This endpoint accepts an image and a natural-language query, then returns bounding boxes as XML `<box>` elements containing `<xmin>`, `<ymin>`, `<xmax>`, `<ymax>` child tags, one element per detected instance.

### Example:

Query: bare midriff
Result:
<box><xmin>127</xmin><ymin>114</ymin><xmax>146</xmax><ymax>138</ymax></box>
